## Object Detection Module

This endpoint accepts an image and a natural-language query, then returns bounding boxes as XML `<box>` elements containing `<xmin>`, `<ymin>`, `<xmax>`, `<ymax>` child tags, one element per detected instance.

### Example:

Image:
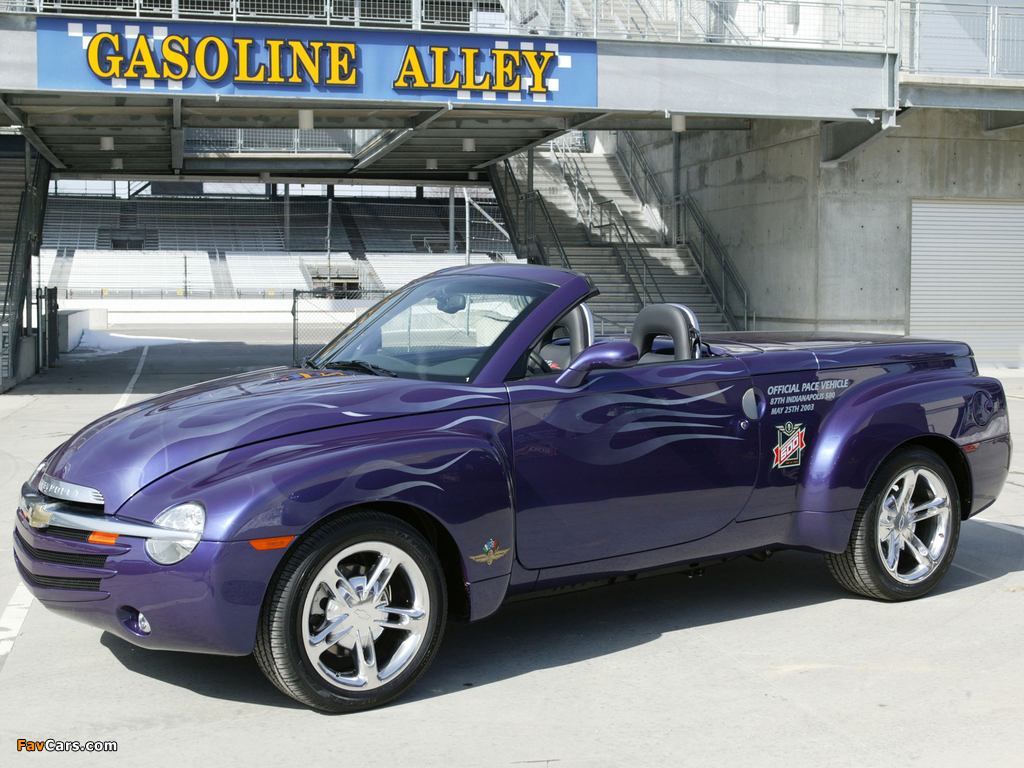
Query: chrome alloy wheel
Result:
<box><xmin>876</xmin><ymin>467</ymin><xmax>953</xmax><ymax>584</ymax></box>
<box><xmin>300</xmin><ymin>541</ymin><xmax>430</xmax><ymax>691</ymax></box>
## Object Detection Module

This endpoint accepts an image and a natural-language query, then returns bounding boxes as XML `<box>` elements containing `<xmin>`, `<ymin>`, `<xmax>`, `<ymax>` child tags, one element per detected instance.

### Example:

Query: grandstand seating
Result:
<box><xmin>41</xmin><ymin>195</ymin><xmax>510</xmax><ymax>257</ymax></box>
<box><xmin>224</xmin><ymin>252</ymin><xmax>313</xmax><ymax>295</ymax></box>
<box><xmin>364</xmin><ymin>253</ymin><xmax>511</xmax><ymax>291</ymax></box>
<box><xmin>65</xmin><ymin>250</ymin><xmax>215</xmax><ymax>298</ymax></box>
<box><xmin>38</xmin><ymin>195</ymin><xmax>517</xmax><ymax>300</ymax></box>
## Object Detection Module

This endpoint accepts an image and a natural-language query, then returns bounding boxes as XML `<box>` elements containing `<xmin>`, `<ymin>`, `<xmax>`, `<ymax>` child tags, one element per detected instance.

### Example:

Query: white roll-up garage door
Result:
<box><xmin>911</xmin><ymin>199</ymin><xmax>1024</xmax><ymax>366</ymax></box>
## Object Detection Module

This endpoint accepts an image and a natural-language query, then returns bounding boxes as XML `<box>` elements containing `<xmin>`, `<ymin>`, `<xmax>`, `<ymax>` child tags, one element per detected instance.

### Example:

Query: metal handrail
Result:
<box><xmin>616</xmin><ymin>129</ymin><xmax>670</xmax><ymax>238</ymax></box>
<box><xmin>549</xmin><ymin>138</ymin><xmax>665</xmax><ymax>306</ymax></box>
<box><xmin>678</xmin><ymin>193</ymin><xmax>753</xmax><ymax>330</ymax></box>
<box><xmin>488</xmin><ymin>158</ymin><xmax>571</xmax><ymax>270</ymax></box>
<box><xmin>1</xmin><ymin>154</ymin><xmax>51</xmax><ymax>384</ymax></box>
<box><xmin>613</xmin><ymin>130</ymin><xmax>753</xmax><ymax>330</ymax></box>
<box><xmin>2</xmin><ymin>0</ymin><xmax>898</xmax><ymax>51</ymax></box>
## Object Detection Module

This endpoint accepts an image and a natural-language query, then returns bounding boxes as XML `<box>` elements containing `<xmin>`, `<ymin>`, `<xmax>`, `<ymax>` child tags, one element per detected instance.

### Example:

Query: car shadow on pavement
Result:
<box><xmin>99</xmin><ymin>633</ymin><xmax>307</xmax><ymax>709</ymax></box>
<box><xmin>97</xmin><ymin>520</ymin><xmax>1024</xmax><ymax>711</ymax></box>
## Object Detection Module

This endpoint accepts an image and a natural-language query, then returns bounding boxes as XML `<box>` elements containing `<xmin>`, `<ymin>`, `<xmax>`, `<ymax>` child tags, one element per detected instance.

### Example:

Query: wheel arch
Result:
<box><xmin>891</xmin><ymin>435</ymin><xmax>973</xmax><ymax>520</ymax></box>
<box><xmin>797</xmin><ymin>372</ymin><xmax>990</xmax><ymax>516</ymax></box>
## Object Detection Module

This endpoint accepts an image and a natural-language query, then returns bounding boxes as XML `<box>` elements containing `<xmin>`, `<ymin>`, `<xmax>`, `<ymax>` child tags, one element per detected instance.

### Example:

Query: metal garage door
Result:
<box><xmin>911</xmin><ymin>199</ymin><xmax>1024</xmax><ymax>366</ymax></box>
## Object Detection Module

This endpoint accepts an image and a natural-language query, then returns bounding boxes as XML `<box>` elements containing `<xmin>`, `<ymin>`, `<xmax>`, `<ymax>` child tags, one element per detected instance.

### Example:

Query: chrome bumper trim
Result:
<box><xmin>19</xmin><ymin>485</ymin><xmax>200</xmax><ymax>544</ymax></box>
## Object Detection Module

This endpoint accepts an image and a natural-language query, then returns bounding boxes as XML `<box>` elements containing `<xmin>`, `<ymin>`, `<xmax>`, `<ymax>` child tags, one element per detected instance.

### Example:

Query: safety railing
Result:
<box><xmin>549</xmin><ymin>136</ymin><xmax>665</xmax><ymax>307</ymax></box>
<box><xmin>184</xmin><ymin>128</ymin><xmax>361</xmax><ymax>155</ymax></box>
<box><xmin>676</xmin><ymin>193</ymin><xmax>753</xmax><ymax>331</ymax></box>
<box><xmin>615</xmin><ymin>130</ymin><xmax>753</xmax><ymax>330</ymax></box>
<box><xmin>1</xmin><ymin>154</ymin><xmax>51</xmax><ymax>387</ymax></box>
<box><xmin>1</xmin><ymin>0</ymin><xmax>898</xmax><ymax>50</ymax></box>
<box><xmin>615</xmin><ymin>129</ymin><xmax>669</xmax><ymax>239</ymax></box>
<box><xmin>488</xmin><ymin>158</ymin><xmax>571</xmax><ymax>270</ymax></box>
<box><xmin>899</xmin><ymin>2</ymin><xmax>1024</xmax><ymax>78</ymax></box>
<box><xmin>688</xmin><ymin>0</ymin><xmax>897</xmax><ymax>49</ymax></box>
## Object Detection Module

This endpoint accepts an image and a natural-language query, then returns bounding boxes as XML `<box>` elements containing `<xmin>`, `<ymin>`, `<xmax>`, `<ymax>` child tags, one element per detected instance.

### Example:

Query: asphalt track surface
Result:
<box><xmin>1</xmin><ymin>325</ymin><xmax>1022</xmax><ymax>767</ymax></box>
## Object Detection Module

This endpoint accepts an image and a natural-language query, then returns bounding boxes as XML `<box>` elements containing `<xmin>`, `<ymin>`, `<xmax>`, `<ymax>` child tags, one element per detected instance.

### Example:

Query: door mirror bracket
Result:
<box><xmin>555</xmin><ymin>340</ymin><xmax>639</xmax><ymax>388</ymax></box>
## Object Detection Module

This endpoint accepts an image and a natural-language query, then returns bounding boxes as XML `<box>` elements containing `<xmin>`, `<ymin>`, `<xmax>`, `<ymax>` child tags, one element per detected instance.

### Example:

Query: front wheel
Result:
<box><xmin>825</xmin><ymin>447</ymin><xmax>961</xmax><ymax>601</ymax></box>
<box><xmin>255</xmin><ymin>511</ymin><xmax>447</xmax><ymax>712</ymax></box>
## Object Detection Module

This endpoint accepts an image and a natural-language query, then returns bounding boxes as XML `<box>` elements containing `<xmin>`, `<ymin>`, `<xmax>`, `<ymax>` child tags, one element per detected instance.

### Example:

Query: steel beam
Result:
<box><xmin>0</xmin><ymin>97</ymin><xmax>66</xmax><ymax>169</ymax></box>
<box><xmin>352</xmin><ymin>103</ymin><xmax>453</xmax><ymax>172</ymax></box>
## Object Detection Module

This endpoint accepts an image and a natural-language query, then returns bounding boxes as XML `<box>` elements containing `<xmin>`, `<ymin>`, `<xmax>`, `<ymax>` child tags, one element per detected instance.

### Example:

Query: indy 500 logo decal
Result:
<box><xmin>773</xmin><ymin>421</ymin><xmax>806</xmax><ymax>469</ymax></box>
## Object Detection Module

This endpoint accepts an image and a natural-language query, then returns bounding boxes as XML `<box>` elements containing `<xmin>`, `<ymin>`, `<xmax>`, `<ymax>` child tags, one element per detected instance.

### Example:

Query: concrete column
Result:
<box><xmin>672</xmin><ymin>132</ymin><xmax>680</xmax><ymax>244</ymax></box>
<box><xmin>283</xmin><ymin>183</ymin><xmax>290</xmax><ymax>250</ymax></box>
<box><xmin>449</xmin><ymin>187</ymin><xmax>456</xmax><ymax>253</ymax></box>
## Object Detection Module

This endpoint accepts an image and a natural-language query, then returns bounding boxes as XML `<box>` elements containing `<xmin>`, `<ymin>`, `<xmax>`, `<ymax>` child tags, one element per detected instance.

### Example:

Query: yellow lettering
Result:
<box><xmin>87</xmin><ymin>32</ymin><xmax>123</xmax><ymax>79</ymax></box>
<box><xmin>522</xmin><ymin>51</ymin><xmax>555</xmax><ymax>93</ymax></box>
<box><xmin>429</xmin><ymin>46</ymin><xmax>461</xmax><ymax>89</ymax></box>
<box><xmin>491</xmin><ymin>49</ymin><xmax>521</xmax><ymax>91</ymax></box>
<box><xmin>288</xmin><ymin>40</ymin><xmax>323</xmax><ymax>84</ymax></box>
<box><xmin>325</xmin><ymin>42</ymin><xmax>356</xmax><ymax>85</ymax></box>
<box><xmin>264</xmin><ymin>39</ymin><xmax>286</xmax><ymax>83</ymax></box>
<box><xmin>195</xmin><ymin>36</ymin><xmax>229</xmax><ymax>82</ymax></box>
<box><xmin>459</xmin><ymin>48</ymin><xmax>492</xmax><ymax>90</ymax></box>
<box><xmin>392</xmin><ymin>45</ymin><xmax>429</xmax><ymax>89</ymax></box>
<box><xmin>124</xmin><ymin>34</ymin><xmax>160</xmax><ymax>79</ymax></box>
<box><xmin>161</xmin><ymin>35</ymin><xmax>190</xmax><ymax>80</ymax></box>
<box><xmin>233</xmin><ymin>38</ymin><xmax>266</xmax><ymax>82</ymax></box>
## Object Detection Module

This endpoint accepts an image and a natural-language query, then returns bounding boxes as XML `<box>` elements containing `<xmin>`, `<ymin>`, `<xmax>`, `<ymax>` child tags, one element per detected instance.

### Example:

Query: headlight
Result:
<box><xmin>144</xmin><ymin>502</ymin><xmax>206</xmax><ymax>565</ymax></box>
<box><xmin>29</xmin><ymin>458</ymin><xmax>49</xmax><ymax>487</ymax></box>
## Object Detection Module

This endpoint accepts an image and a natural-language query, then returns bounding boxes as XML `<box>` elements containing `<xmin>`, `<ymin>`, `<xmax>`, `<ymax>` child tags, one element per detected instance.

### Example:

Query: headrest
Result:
<box><xmin>557</xmin><ymin>303</ymin><xmax>595</xmax><ymax>360</ymax></box>
<box><xmin>629</xmin><ymin>304</ymin><xmax>695</xmax><ymax>361</ymax></box>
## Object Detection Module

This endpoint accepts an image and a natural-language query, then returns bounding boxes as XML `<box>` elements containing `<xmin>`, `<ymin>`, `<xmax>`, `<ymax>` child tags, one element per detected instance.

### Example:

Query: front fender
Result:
<box><xmin>798</xmin><ymin>371</ymin><xmax>1009</xmax><ymax>514</ymax></box>
<box><xmin>118</xmin><ymin>406</ymin><xmax>516</xmax><ymax>586</ymax></box>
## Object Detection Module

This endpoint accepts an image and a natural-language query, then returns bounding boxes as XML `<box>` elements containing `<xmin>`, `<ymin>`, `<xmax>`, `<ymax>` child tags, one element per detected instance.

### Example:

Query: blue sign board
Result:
<box><xmin>36</xmin><ymin>17</ymin><xmax>598</xmax><ymax>107</ymax></box>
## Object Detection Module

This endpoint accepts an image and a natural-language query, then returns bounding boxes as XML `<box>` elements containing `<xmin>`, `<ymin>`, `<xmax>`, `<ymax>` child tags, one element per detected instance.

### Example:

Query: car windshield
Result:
<box><xmin>310</xmin><ymin>274</ymin><xmax>556</xmax><ymax>382</ymax></box>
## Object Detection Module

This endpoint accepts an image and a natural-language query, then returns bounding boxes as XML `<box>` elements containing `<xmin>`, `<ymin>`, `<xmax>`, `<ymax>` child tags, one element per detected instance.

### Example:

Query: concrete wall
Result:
<box><xmin>632</xmin><ymin>109</ymin><xmax>1024</xmax><ymax>332</ymax></box>
<box><xmin>59</xmin><ymin>298</ymin><xmax>297</xmax><ymax>326</ymax></box>
<box><xmin>58</xmin><ymin>308</ymin><xmax>107</xmax><ymax>352</ymax></box>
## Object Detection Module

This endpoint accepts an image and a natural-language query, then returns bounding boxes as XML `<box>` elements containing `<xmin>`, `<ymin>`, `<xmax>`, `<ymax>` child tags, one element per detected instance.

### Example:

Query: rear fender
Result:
<box><xmin>798</xmin><ymin>372</ymin><xmax>1008</xmax><ymax>515</ymax></box>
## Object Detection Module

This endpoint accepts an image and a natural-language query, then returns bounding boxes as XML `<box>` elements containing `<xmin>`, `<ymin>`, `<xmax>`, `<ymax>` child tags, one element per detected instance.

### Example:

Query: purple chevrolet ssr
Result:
<box><xmin>13</xmin><ymin>265</ymin><xmax>1012</xmax><ymax>711</ymax></box>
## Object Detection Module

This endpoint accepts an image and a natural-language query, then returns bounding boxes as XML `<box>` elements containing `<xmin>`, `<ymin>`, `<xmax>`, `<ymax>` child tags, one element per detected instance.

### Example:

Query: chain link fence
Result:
<box><xmin>292</xmin><ymin>288</ymin><xmax>388</xmax><ymax>365</ymax></box>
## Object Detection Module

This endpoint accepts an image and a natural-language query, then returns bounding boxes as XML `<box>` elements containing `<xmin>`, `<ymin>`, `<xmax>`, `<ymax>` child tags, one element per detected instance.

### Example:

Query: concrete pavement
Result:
<box><xmin>0</xmin><ymin>333</ymin><xmax>1021</xmax><ymax>767</ymax></box>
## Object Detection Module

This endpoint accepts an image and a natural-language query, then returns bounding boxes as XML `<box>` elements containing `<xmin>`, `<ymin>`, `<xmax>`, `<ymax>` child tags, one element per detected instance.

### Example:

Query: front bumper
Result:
<box><xmin>13</xmin><ymin>490</ymin><xmax>283</xmax><ymax>656</ymax></box>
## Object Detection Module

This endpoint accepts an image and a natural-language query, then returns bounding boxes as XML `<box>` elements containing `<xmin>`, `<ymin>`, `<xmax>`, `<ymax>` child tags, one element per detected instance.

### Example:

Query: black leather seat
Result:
<box><xmin>629</xmin><ymin>304</ymin><xmax>700</xmax><ymax>363</ymax></box>
<box><xmin>538</xmin><ymin>303</ymin><xmax>594</xmax><ymax>371</ymax></box>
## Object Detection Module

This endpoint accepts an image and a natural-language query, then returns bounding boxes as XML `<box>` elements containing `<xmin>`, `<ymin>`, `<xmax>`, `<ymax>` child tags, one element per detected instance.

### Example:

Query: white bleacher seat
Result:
<box><xmin>365</xmin><ymin>253</ymin><xmax>510</xmax><ymax>291</ymax></box>
<box><xmin>66</xmin><ymin>251</ymin><xmax>215</xmax><ymax>297</ymax></box>
<box><xmin>225</xmin><ymin>252</ymin><xmax>313</xmax><ymax>295</ymax></box>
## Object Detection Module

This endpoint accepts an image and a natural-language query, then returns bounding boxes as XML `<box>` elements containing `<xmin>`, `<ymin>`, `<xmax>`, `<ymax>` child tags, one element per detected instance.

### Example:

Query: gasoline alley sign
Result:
<box><xmin>36</xmin><ymin>17</ymin><xmax>598</xmax><ymax>106</ymax></box>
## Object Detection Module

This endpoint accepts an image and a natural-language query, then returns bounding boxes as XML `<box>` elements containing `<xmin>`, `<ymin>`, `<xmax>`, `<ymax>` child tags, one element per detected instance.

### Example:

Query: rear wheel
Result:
<box><xmin>825</xmin><ymin>447</ymin><xmax>960</xmax><ymax>601</ymax></box>
<box><xmin>255</xmin><ymin>511</ymin><xmax>446</xmax><ymax>712</ymax></box>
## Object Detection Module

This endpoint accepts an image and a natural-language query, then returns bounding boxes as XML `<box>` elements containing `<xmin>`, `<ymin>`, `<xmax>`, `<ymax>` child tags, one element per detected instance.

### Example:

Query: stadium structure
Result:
<box><xmin>2</xmin><ymin>0</ymin><xmax>1024</xmax><ymax>389</ymax></box>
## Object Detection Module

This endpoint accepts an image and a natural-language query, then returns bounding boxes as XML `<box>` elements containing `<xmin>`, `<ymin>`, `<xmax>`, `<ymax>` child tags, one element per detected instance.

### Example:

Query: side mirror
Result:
<box><xmin>555</xmin><ymin>340</ymin><xmax>638</xmax><ymax>388</ymax></box>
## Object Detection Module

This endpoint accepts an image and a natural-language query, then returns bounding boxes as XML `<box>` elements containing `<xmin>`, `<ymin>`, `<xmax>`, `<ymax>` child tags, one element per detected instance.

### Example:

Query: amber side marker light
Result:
<box><xmin>249</xmin><ymin>535</ymin><xmax>296</xmax><ymax>551</ymax></box>
<box><xmin>88</xmin><ymin>532</ymin><xmax>119</xmax><ymax>545</ymax></box>
<box><xmin>963</xmin><ymin>443</ymin><xmax>980</xmax><ymax>454</ymax></box>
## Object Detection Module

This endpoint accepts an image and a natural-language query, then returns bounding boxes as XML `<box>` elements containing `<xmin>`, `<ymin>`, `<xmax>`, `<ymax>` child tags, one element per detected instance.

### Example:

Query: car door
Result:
<box><xmin>507</xmin><ymin>355</ymin><xmax>759</xmax><ymax>570</ymax></box>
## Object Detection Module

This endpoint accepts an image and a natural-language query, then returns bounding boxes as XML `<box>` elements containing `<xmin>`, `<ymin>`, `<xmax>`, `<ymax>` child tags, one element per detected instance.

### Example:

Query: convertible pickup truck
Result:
<box><xmin>14</xmin><ymin>265</ymin><xmax>1011</xmax><ymax>712</ymax></box>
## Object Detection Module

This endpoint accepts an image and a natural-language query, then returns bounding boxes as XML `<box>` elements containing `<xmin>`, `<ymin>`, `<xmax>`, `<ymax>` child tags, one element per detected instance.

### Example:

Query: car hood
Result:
<box><xmin>45</xmin><ymin>367</ymin><xmax>509</xmax><ymax>513</ymax></box>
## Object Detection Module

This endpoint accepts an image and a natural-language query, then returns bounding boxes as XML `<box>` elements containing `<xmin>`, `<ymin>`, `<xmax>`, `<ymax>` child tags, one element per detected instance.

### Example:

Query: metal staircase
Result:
<box><xmin>1</xmin><ymin>152</ymin><xmax>51</xmax><ymax>390</ymax></box>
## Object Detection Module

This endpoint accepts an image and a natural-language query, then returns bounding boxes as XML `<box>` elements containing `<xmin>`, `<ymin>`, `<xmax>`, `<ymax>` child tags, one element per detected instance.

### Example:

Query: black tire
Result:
<box><xmin>255</xmin><ymin>510</ymin><xmax>447</xmax><ymax>712</ymax></box>
<box><xmin>825</xmin><ymin>447</ymin><xmax>961</xmax><ymax>601</ymax></box>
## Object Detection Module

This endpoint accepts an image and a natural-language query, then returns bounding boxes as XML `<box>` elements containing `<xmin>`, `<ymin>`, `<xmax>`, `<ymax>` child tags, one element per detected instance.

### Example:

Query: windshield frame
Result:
<box><xmin>308</xmin><ymin>273</ymin><xmax>559</xmax><ymax>383</ymax></box>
